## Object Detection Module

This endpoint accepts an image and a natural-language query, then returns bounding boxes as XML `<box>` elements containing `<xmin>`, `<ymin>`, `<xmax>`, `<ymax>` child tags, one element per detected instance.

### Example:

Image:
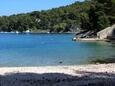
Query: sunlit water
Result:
<box><xmin>0</xmin><ymin>33</ymin><xmax>115</xmax><ymax>67</ymax></box>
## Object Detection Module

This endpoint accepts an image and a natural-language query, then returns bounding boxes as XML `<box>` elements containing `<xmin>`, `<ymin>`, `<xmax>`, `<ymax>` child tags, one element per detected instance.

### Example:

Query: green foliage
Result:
<box><xmin>52</xmin><ymin>23</ymin><xmax>68</xmax><ymax>32</ymax></box>
<box><xmin>0</xmin><ymin>0</ymin><xmax>114</xmax><ymax>32</ymax></box>
<box><xmin>88</xmin><ymin>0</ymin><xmax>115</xmax><ymax>31</ymax></box>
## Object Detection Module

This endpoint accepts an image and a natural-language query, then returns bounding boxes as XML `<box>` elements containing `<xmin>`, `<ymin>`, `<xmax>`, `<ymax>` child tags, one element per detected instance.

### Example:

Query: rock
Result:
<box><xmin>76</xmin><ymin>31</ymin><xmax>96</xmax><ymax>38</ymax></box>
<box><xmin>97</xmin><ymin>24</ymin><xmax>115</xmax><ymax>40</ymax></box>
<box><xmin>59</xmin><ymin>61</ymin><xmax>63</xmax><ymax>64</ymax></box>
<box><xmin>73</xmin><ymin>24</ymin><xmax>115</xmax><ymax>41</ymax></box>
<box><xmin>73</xmin><ymin>30</ymin><xmax>97</xmax><ymax>41</ymax></box>
<box><xmin>72</xmin><ymin>37</ymin><xmax>77</xmax><ymax>41</ymax></box>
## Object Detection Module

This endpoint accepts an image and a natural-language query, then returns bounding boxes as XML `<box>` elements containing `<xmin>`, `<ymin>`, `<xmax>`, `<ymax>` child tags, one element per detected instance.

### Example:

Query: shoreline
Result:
<box><xmin>0</xmin><ymin>31</ymin><xmax>77</xmax><ymax>34</ymax></box>
<box><xmin>0</xmin><ymin>63</ymin><xmax>115</xmax><ymax>75</ymax></box>
<box><xmin>0</xmin><ymin>63</ymin><xmax>115</xmax><ymax>86</ymax></box>
<box><xmin>72</xmin><ymin>37</ymin><xmax>108</xmax><ymax>41</ymax></box>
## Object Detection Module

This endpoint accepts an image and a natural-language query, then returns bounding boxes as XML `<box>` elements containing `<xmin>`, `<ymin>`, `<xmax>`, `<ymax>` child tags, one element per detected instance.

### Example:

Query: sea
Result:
<box><xmin>0</xmin><ymin>33</ymin><xmax>115</xmax><ymax>67</ymax></box>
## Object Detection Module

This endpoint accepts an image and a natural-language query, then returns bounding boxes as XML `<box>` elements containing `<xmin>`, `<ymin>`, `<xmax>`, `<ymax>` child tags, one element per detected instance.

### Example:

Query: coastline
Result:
<box><xmin>72</xmin><ymin>37</ymin><xmax>109</xmax><ymax>42</ymax></box>
<box><xmin>0</xmin><ymin>64</ymin><xmax>115</xmax><ymax>86</ymax></box>
<box><xmin>0</xmin><ymin>31</ymin><xmax>77</xmax><ymax>34</ymax></box>
<box><xmin>0</xmin><ymin>63</ymin><xmax>115</xmax><ymax>75</ymax></box>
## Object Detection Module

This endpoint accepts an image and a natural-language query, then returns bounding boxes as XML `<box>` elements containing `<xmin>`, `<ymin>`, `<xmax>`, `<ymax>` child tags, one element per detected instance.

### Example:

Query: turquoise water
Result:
<box><xmin>0</xmin><ymin>33</ymin><xmax>115</xmax><ymax>67</ymax></box>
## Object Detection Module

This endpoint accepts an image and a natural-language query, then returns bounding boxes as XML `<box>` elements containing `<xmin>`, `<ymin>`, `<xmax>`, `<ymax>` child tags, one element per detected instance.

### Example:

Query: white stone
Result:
<box><xmin>97</xmin><ymin>24</ymin><xmax>115</xmax><ymax>40</ymax></box>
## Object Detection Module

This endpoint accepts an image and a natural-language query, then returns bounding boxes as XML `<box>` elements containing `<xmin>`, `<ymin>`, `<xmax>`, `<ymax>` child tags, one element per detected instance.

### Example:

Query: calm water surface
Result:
<box><xmin>0</xmin><ymin>33</ymin><xmax>115</xmax><ymax>67</ymax></box>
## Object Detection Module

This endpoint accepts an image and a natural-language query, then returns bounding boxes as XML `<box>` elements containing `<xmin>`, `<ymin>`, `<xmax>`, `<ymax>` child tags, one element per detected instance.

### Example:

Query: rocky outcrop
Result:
<box><xmin>73</xmin><ymin>24</ymin><xmax>115</xmax><ymax>41</ymax></box>
<box><xmin>97</xmin><ymin>24</ymin><xmax>115</xmax><ymax>40</ymax></box>
<box><xmin>73</xmin><ymin>30</ymin><xmax>98</xmax><ymax>41</ymax></box>
<box><xmin>75</xmin><ymin>31</ymin><xmax>97</xmax><ymax>38</ymax></box>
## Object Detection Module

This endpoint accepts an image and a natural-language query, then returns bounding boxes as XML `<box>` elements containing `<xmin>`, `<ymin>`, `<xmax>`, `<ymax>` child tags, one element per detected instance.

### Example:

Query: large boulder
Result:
<box><xmin>97</xmin><ymin>24</ymin><xmax>115</xmax><ymax>40</ymax></box>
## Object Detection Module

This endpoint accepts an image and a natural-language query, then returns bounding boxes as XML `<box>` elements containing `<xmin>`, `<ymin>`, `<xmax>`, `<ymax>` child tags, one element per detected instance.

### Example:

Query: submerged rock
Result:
<box><xmin>59</xmin><ymin>61</ymin><xmax>63</xmax><ymax>64</ymax></box>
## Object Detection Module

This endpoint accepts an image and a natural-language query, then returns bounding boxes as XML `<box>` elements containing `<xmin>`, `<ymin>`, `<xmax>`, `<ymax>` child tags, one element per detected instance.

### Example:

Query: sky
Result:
<box><xmin>0</xmin><ymin>0</ymin><xmax>84</xmax><ymax>16</ymax></box>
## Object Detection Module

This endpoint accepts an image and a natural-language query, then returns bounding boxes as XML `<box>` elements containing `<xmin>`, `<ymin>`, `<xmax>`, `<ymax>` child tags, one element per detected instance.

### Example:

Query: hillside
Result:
<box><xmin>0</xmin><ymin>0</ymin><xmax>115</xmax><ymax>33</ymax></box>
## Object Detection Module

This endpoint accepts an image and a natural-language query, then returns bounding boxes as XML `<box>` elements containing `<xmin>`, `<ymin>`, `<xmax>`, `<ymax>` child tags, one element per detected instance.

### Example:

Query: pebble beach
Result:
<box><xmin>0</xmin><ymin>63</ymin><xmax>115</xmax><ymax>86</ymax></box>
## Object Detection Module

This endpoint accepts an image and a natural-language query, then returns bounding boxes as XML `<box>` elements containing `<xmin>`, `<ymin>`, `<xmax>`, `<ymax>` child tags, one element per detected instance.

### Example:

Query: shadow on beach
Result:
<box><xmin>0</xmin><ymin>71</ymin><xmax>115</xmax><ymax>86</ymax></box>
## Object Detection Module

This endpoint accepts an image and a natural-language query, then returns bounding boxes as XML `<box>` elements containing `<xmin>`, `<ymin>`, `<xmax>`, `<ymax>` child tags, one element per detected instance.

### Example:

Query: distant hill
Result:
<box><xmin>0</xmin><ymin>0</ymin><xmax>115</xmax><ymax>33</ymax></box>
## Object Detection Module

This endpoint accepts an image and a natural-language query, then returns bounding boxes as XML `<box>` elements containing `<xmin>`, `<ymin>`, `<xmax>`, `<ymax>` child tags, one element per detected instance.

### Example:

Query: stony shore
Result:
<box><xmin>0</xmin><ymin>64</ymin><xmax>115</xmax><ymax>86</ymax></box>
<box><xmin>0</xmin><ymin>64</ymin><xmax>115</xmax><ymax>75</ymax></box>
<box><xmin>73</xmin><ymin>37</ymin><xmax>104</xmax><ymax>41</ymax></box>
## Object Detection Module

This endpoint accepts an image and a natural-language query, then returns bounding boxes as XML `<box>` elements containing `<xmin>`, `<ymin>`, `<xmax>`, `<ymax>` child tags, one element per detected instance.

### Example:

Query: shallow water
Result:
<box><xmin>0</xmin><ymin>33</ymin><xmax>115</xmax><ymax>67</ymax></box>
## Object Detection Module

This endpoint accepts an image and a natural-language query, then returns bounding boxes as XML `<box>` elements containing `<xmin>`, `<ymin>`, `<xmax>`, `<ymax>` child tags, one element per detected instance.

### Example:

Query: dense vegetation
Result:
<box><xmin>0</xmin><ymin>0</ymin><xmax>115</xmax><ymax>33</ymax></box>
